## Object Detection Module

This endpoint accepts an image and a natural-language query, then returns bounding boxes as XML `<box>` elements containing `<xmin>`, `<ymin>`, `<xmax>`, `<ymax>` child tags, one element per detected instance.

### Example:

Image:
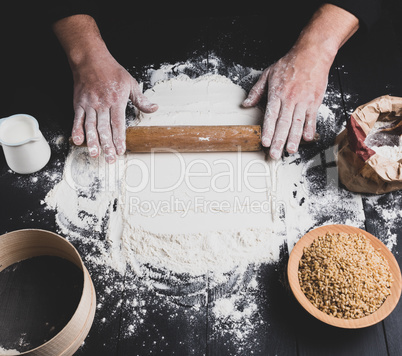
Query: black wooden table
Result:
<box><xmin>1</xmin><ymin>5</ymin><xmax>402</xmax><ymax>356</ymax></box>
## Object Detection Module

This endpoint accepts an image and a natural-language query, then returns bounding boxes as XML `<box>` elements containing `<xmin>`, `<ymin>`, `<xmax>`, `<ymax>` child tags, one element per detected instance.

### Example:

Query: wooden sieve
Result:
<box><xmin>0</xmin><ymin>229</ymin><xmax>96</xmax><ymax>356</ymax></box>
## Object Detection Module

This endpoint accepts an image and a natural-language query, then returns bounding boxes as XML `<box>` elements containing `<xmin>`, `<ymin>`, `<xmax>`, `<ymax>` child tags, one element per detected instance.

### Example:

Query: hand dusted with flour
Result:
<box><xmin>53</xmin><ymin>15</ymin><xmax>158</xmax><ymax>164</ymax></box>
<box><xmin>71</xmin><ymin>63</ymin><xmax>157</xmax><ymax>162</ymax></box>
<box><xmin>243</xmin><ymin>4</ymin><xmax>359</xmax><ymax>159</ymax></box>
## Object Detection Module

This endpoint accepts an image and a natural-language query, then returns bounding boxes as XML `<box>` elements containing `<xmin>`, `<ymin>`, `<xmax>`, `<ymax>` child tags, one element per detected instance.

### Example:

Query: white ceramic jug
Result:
<box><xmin>0</xmin><ymin>114</ymin><xmax>51</xmax><ymax>174</ymax></box>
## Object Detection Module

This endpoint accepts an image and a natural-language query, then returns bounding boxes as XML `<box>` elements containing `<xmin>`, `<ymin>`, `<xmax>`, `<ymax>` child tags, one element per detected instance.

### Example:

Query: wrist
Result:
<box><xmin>291</xmin><ymin>33</ymin><xmax>338</xmax><ymax>68</ymax></box>
<box><xmin>67</xmin><ymin>41</ymin><xmax>111</xmax><ymax>71</ymax></box>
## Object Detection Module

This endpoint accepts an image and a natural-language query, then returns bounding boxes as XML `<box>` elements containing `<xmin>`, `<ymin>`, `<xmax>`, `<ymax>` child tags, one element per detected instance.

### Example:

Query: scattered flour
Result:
<box><xmin>45</xmin><ymin>72</ymin><xmax>363</xmax><ymax>281</ymax></box>
<box><xmin>46</xmin><ymin>73</ymin><xmax>286</xmax><ymax>281</ymax></box>
<box><xmin>42</xmin><ymin>56</ymin><xmax>388</xmax><ymax>349</ymax></box>
<box><xmin>0</xmin><ymin>347</ymin><xmax>20</xmax><ymax>355</ymax></box>
<box><xmin>0</xmin><ymin>54</ymin><xmax>398</xmax><ymax>355</ymax></box>
<box><xmin>364</xmin><ymin>193</ymin><xmax>402</xmax><ymax>251</ymax></box>
<box><xmin>212</xmin><ymin>293</ymin><xmax>258</xmax><ymax>341</ymax></box>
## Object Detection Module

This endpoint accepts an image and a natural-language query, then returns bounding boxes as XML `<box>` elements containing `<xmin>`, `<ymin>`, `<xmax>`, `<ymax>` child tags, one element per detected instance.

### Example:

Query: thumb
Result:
<box><xmin>130</xmin><ymin>78</ymin><xmax>158</xmax><ymax>113</ymax></box>
<box><xmin>242</xmin><ymin>67</ymin><xmax>270</xmax><ymax>107</ymax></box>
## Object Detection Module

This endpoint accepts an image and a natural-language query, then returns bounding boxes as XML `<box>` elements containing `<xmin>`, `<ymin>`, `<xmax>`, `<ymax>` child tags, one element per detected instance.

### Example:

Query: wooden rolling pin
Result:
<box><xmin>72</xmin><ymin>125</ymin><xmax>319</xmax><ymax>153</ymax></box>
<box><xmin>125</xmin><ymin>125</ymin><xmax>261</xmax><ymax>152</ymax></box>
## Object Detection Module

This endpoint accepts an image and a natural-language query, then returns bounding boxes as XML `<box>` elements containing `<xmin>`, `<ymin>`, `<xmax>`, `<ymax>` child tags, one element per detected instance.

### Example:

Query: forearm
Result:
<box><xmin>292</xmin><ymin>3</ymin><xmax>360</xmax><ymax>64</ymax></box>
<box><xmin>52</xmin><ymin>14</ymin><xmax>111</xmax><ymax>70</ymax></box>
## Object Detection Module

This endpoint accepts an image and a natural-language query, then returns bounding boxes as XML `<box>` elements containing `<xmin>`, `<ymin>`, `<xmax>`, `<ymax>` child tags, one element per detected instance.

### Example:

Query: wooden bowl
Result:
<box><xmin>288</xmin><ymin>224</ymin><xmax>402</xmax><ymax>328</ymax></box>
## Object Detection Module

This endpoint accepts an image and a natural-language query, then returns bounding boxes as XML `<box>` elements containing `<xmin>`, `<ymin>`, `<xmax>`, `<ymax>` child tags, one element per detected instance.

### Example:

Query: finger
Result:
<box><xmin>84</xmin><ymin>107</ymin><xmax>100</xmax><ymax>158</ymax></box>
<box><xmin>130</xmin><ymin>78</ymin><xmax>158</xmax><ymax>113</ymax></box>
<box><xmin>269</xmin><ymin>104</ymin><xmax>293</xmax><ymax>160</ymax></box>
<box><xmin>97</xmin><ymin>109</ymin><xmax>117</xmax><ymax>164</ymax></box>
<box><xmin>72</xmin><ymin>106</ymin><xmax>85</xmax><ymax>145</ymax></box>
<box><xmin>242</xmin><ymin>68</ymin><xmax>270</xmax><ymax>107</ymax></box>
<box><xmin>286</xmin><ymin>103</ymin><xmax>307</xmax><ymax>154</ymax></box>
<box><xmin>261</xmin><ymin>94</ymin><xmax>281</xmax><ymax>147</ymax></box>
<box><xmin>303</xmin><ymin>107</ymin><xmax>318</xmax><ymax>141</ymax></box>
<box><xmin>111</xmin><ymin>105</ymin><xmax>127</xmax><ymax>156</ymax></box>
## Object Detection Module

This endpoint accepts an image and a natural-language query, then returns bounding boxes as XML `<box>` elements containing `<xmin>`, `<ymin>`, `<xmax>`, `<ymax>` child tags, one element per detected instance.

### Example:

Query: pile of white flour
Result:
<box><xmin>137</xmin><ymin>74</ymin><xmax>262</xmax><ymax>126</ymax></box>
<box><xmin>46</xmin><ymin>73</ymin><xmax>285</xmax><ymax>280</ymax></box>
<box><xmin>365</xmin><ymin>120</ymin><xmax>402</xmax><ymax>160</ymax></box>
<box><xmin>372</xmin><ymin>145</ymin><xmax>402</xmax><ymax>161</ymax></box>
<box><xmin>44</xmin><ymin>58</ymin><xmax>371</xmax><ymax>345</ymax></box>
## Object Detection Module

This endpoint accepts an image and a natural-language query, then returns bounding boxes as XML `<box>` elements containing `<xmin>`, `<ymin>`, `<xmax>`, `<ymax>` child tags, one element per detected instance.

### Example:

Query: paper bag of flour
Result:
<box><xmin>336</xmin><ymin>95</ymin><xmax>402</xmax><ymax>194</ymax></box>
